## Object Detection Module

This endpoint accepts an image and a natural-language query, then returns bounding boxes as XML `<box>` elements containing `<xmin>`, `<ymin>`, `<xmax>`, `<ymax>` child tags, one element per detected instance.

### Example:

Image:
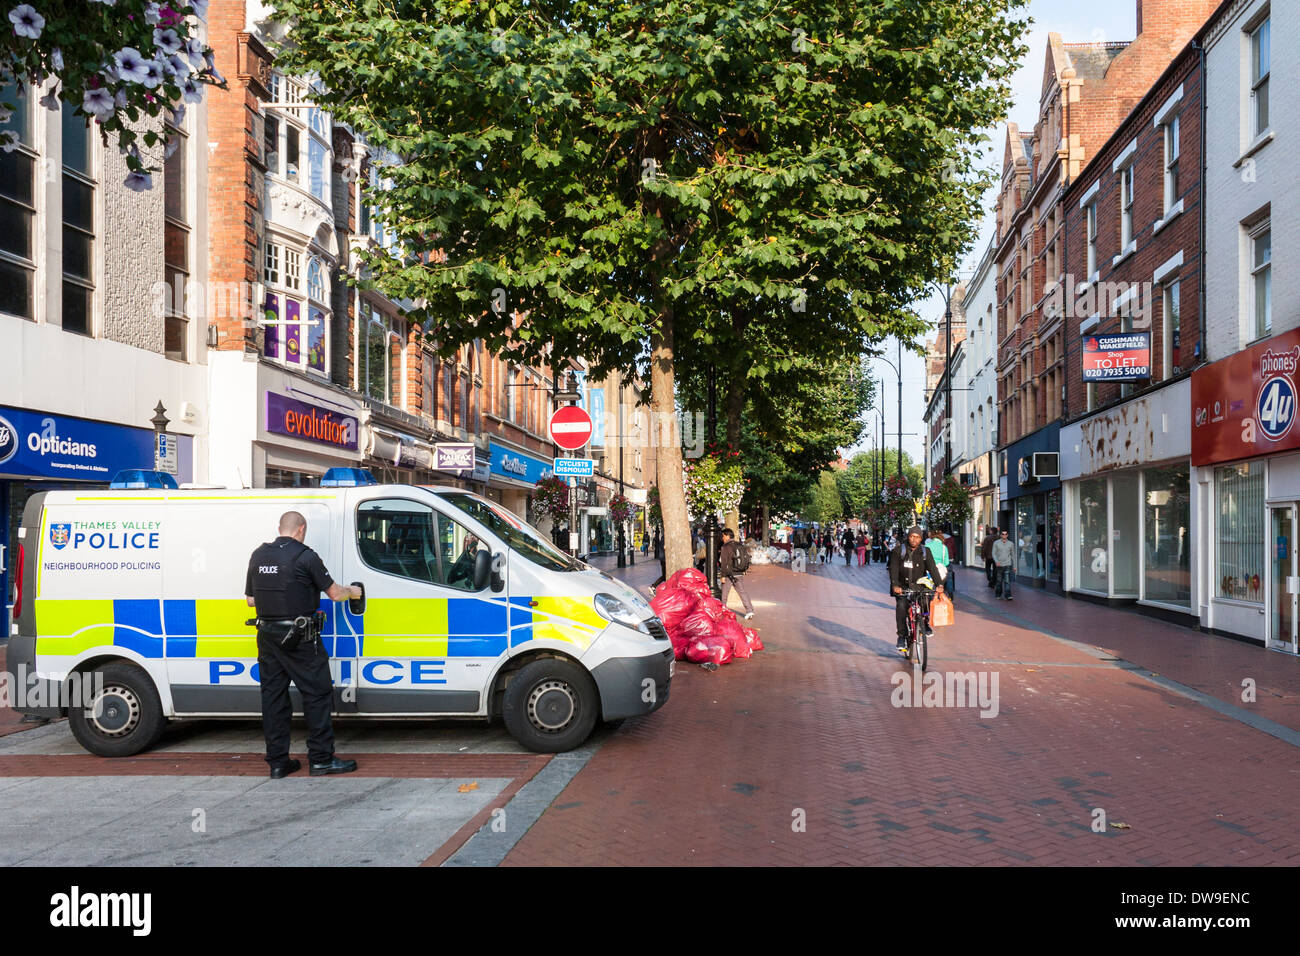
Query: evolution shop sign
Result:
<box><xmin>1192</xmin><ymin>327</ymin><xmax>1300</xmax><ymax>466</ymax></box>
<box><xmin>265</xmin><ymin>392</ymin><xmax>359</xmax><ymax>452</ymax></box>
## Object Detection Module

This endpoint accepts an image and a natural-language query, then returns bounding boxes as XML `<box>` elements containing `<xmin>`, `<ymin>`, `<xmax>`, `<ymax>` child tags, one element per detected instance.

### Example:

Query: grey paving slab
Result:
<box><xmin>0</xmin><ymin>718</ymin><xmax>530</xmax><ymax>756</ymax></box>
<box><xmin>0</xmin><ymin>775</ymin><xmax>509</xmax><ymax>866</ymax></box>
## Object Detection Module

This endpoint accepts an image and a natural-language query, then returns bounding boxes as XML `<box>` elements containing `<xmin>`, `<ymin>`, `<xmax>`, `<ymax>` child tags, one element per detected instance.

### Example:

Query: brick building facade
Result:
<box><xmin>1057</xmin><ymin>35</ymin><xmax>1204</xmax><ymax>618</ymax></box>
<box><xmin>991</xmin><ymin>0</ymin><xmax>1219</xmax><ymax>591</ymax></box>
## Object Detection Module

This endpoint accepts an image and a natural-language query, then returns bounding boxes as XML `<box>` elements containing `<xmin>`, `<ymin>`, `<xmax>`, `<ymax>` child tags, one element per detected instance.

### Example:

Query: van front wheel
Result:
<box><xmin>502</xmin><ymin>659</ymin><xmax>599</xmax><ymax>754</ymax></box>
<box><xmin>68</xmin><ymin>662</ymin><xmax>165</xmax><ymax>757</ymax></box>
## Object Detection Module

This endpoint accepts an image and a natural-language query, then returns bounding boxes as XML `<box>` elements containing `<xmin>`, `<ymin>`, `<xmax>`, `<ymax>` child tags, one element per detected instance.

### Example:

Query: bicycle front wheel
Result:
<box><xmin>915</xmin><ymin>626</ymin><xmax>927</xmax><ymax>672</ymax></box>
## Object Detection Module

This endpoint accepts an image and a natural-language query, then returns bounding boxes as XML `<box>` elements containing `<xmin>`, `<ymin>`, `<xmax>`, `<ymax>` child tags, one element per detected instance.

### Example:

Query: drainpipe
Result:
<box><xmin>1195</xmin><ymin>36</ymin><xmax>1207</xmax><ymax>368</ymax></box>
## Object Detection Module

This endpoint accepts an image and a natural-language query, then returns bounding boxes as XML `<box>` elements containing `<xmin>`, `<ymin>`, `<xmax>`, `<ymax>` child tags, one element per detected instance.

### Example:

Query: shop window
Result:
<box><xmin>1047</xmin><ymin>491</ymin><xmax>1061</xmax><ymax>582</ymax></box>
<box><xmin>1143</xmin><ymin>465</ymin><xmax>1191</xmax><ymax>606</ymax></box>
<box><xmin>355</xmin><ymin>498</ymin><xmax>439</xmax><ymax>584</ymax></box>
<box><xmin>1111</xmin><ymin>474</ymin><xmax>1140</xmax><ymax>595</ymax></box>
<box><xmin>1217</xmin><ymin>463</ymin><xmax>1264</xmax><ymax>602</ymax></box>
<box><xmin>1078</xmin><ymin>478</ymin><xmax>1109</xmax><ymax>592</ymax></box>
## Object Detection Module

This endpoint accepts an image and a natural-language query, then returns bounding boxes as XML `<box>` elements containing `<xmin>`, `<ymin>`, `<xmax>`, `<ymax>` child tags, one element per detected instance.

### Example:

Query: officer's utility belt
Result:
<box><xmin>246</xmin><ymin>611</ymin><xmax>325</xmax><ymax>651</ymax></box>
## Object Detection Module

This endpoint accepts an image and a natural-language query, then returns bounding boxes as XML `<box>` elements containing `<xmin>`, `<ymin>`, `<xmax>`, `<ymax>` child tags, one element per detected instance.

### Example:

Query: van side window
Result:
<box><xmin>356</xmin><ymin>499</ymin><xmax>439</xmax><ymax>584</ymax></box>
<box><xmin>438</xmin><ymin>512</ymin><xmax>486</xmax><ymax>591</ymax></box>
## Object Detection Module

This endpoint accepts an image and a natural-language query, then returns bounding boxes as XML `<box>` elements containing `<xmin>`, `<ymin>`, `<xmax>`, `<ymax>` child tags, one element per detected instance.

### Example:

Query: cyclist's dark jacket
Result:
<box><xmin>888</xmin><ymin>543</ymin><xmax>941</xmax><ymax>592</ymax></box>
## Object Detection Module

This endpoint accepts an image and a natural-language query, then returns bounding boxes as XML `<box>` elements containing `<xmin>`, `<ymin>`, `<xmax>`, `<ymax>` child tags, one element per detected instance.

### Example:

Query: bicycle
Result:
<box><xmin>899</xmin><ymin>588</ymin><xmax>932</xmax><ymax>671</ymax></box>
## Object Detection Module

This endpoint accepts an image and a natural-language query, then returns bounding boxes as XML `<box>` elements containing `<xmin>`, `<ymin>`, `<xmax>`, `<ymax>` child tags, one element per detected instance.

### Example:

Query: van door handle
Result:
<box><xmin>349</xmin><ymin>582</ymin><xmax>366</xmax><ymax>615</ymax></box>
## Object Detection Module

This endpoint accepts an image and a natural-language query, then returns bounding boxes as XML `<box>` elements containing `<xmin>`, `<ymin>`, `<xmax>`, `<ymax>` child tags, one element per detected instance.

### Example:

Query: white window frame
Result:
<box><xmin>1251</xmin><ymin>17</ymin><xmax>1270</xmax><ymax>139</ymax></box>
<box><xmin>1161</xmin><ymin>279</ymin><xmax>1180</xmax><ymax>379</ymax></box>
<box><xmin>1250</xmin><ymin>220</ymin><xmax>1271</xmax><ymax>340</ymax></box>
<box><xmin>1120</xmin><ymin>164</ymin><xmax>1135</xmax><ymax>249</ymax></box>
<box><xmin>1163</xmin><ymin>115</ymin><xmax>1180</xmax><ymax>214</ymax></box>
<box><xmin>1086</xmin><ymin>202</ymin><xmax>1098</xmax><ymax>279</ymax></box>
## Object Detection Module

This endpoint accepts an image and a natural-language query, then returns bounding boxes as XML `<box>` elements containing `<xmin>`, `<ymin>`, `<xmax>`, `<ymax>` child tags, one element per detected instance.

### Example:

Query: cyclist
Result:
<box><xmin>888</xmin><ymin>525</ymin><xmax>945</xmax><ymax>654</ymax></box>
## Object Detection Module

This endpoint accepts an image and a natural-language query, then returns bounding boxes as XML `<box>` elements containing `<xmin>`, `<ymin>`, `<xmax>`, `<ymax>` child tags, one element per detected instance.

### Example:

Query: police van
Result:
<box><xmin>8</xmin><ymin>469</ymin><xmax>672</xmax><ymax>755</ymax></box>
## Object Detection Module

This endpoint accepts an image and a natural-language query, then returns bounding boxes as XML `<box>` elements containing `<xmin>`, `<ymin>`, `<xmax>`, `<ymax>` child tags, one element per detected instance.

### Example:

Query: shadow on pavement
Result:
<box><xmin>806</xmin><ymin>616</ymin><xmax>899</xmax><ymax>657</ymax></box>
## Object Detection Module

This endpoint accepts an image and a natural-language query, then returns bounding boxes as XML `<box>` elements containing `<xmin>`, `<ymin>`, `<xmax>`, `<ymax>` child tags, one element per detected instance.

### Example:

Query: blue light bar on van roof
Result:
<box><xmin>320</xmin><ymin>467</ymin><xmax>378</xmax><ymax>487</ymax></box>
<box><xmin>110</xmin><ymin>469</ymin><xmax>180</xmax><ymax>490</ymax></box>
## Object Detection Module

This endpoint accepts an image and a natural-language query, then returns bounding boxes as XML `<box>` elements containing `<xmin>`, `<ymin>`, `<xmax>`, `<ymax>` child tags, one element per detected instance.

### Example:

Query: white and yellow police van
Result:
<box><xmin>8</xmin><ymin>469</ymin><xmax>672</xmax><ymax>755</ymax></box>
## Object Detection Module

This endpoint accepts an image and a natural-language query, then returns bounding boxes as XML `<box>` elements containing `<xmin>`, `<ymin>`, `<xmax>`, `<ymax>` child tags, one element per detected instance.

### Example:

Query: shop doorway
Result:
<box><xmin>1270</xmin><ymin>506</ymin><xmax>1298</xmax><ymax>654</ymax></box>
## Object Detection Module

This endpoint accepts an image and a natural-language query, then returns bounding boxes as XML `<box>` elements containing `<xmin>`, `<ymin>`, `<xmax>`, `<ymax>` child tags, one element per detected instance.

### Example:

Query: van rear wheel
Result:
<box><xmin>68</xmin><ymin>662</ymin><xmax>165</xmax><ymax>757</ymax></box>
<box><xmin>502</xmin><ymin>659</ymin><xmax>598</xmax><ymax>754</ymax></box>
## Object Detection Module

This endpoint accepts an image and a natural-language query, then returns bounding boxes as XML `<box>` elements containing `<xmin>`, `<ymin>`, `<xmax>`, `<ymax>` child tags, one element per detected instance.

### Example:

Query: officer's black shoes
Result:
<box><xmin>269</xmin><ymin>758</ymin><xmax>301</xmax><ymax>779</ymax></box>
<box><xmin>309</xmin><ymin>757</ymin><xmax>358</xmax><ymax>776</ymax></box>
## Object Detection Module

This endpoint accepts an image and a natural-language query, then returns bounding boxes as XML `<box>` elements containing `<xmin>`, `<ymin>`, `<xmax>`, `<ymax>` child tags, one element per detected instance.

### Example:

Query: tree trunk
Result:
<box><xmin>761</xmin><ymin>503</ymin><xmax>771</xmax><ymax>544</ymax></box>
<box><xmin>651</xmin><ymin>310</ymin><xmax>691</xmax><ymax>578</ymax></box>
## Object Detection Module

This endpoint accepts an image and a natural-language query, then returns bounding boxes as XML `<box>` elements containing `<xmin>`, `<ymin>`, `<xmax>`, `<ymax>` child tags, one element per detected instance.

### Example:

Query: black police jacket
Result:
<box><xmin>246</xmin><ymin>537</ymin><xmax>334</xmax><ymax>619</ymax></box>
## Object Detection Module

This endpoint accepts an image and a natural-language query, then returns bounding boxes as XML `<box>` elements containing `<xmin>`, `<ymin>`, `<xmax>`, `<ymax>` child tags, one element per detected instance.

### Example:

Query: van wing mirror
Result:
<box><xmin>473</xmin><ymin>550</ymin><xmax>492</xmax><ymax>591</ymax></box>
<box><xmin>490</xmin><ymin>552</ymin><xmax>506</xmax><ymax>593</ymax></box>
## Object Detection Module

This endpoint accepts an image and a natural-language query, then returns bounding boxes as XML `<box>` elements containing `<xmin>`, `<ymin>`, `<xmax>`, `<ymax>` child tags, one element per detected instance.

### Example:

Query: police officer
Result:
<box><xmin>245</xmin><ymin>511</ymin><xmax>361</xmax><ymax>779</ymax></box>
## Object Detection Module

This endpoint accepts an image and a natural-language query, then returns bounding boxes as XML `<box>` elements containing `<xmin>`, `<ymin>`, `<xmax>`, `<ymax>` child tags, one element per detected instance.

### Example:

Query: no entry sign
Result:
<box><xmin>548</xmin><ymin>405</ymin><xmax>594</xmax><ymax>450</ymax></box>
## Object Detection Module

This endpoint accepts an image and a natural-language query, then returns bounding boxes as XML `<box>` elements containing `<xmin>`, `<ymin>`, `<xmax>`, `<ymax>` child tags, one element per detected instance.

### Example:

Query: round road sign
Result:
<box><xmin>548</xmin><ymin>405</ymin><xmax>594</xmax><ymax>450</ymax></box>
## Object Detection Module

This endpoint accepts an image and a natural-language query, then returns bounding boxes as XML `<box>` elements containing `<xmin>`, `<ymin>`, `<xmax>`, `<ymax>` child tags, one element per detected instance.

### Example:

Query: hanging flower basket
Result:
<box><xmin>684</xmin><ymin>453</ymin><xmax>745</xmax><ymax>524</ymax></box>
<box><xmin>609</xmin><ymin>493</ymin><xmax>634</xmax><ymax>524</ymax></box>
<box><xmin>533</xmin><ymin>475</ymin><xmax>569</xmax><ymax>521</ymax></box>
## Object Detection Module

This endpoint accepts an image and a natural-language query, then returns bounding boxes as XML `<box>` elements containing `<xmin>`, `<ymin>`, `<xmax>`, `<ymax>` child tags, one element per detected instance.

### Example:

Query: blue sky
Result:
<box><xmin>853</xmin><ymin>0</ymin><xmax>1141</xmax><ymax>465</ymax></box>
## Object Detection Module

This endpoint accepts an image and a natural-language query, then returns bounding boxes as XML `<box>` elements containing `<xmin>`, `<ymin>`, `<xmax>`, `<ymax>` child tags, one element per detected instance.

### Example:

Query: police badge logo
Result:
<box><xmin>50</xmin><ymin>523</ymin><xmax>72</xmax><ymax>549</ymax></box>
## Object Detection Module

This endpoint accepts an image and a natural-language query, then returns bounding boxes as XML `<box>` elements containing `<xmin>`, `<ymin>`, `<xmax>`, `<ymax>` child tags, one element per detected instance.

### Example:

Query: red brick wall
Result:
<box><xmin>1063</xmin><ymin>45</ymin><xmax>1202</xmax><ymax>420</ymax></box>
<box><xmin>207</xmin><ymin>8</ymin><xmax>269</xmax><ymax>351</ymax></box>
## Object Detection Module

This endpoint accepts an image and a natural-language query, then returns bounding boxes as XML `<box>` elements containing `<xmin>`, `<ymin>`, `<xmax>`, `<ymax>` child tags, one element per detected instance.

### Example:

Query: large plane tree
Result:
<box><xmin>272</xmin><ymin>0</ymin><xmax>1028</xmax><ymax>575</ymax></box>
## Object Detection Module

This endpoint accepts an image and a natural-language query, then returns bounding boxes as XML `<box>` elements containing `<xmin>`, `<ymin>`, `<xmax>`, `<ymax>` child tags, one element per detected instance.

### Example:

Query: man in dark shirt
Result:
<box><xmin>888</xmin><ymin>526</ymin><xmax>943</xmax><ymax>652</ymax></box>
<box><xmin>246</xmin><ymin>511</ymin><xmax>361</xmax><ymax>779</ymax></box>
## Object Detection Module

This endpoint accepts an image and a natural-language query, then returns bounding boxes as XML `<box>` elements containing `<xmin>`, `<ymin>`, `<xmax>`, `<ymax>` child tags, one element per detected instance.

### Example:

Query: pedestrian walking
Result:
<box><xmin>821</xmin><ymin>529</ymin><xmax>832</xmax><ymax>563</ymax></box>
<box><xmin>246</xmin><ymin>511</ymin><xmax>360</xmax><ymax>779</ymax></box>
<box><xmin>982</xmin><ymin>526</ymin><xmax>999</xmax><ymax>588</ymax></box>
<box><xmin>856</xmin><ymin>533</ymin><xmax>868</xmax><ymax>566</ymax></box>
<box><xmin>925</xmin><ymin>528</ymin><xmax>952</xmax><ymax>604</ymax></box>
<box><xmin>841</xmin><ymin>527</ymin><xmax>855</xmax><ymax>566</ymax></box>
<box><xmin>718</xmin><ymin>528</ymin><xmax>755</xmax><ymax>620</ymax></box>
<box><xmin>991</xmin><ymin>529</ymin><xmax>1015</xmax><ymax>600</ymax></box>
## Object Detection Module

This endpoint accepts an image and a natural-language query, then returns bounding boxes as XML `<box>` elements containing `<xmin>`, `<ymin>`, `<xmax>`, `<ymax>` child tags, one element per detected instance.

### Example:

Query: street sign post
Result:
<box><xmin>155</xmin><ymin>432</ymin><xmax>178</xmax><ymax>476</ymax></box>
<box><xmin>554</xmin><ymin>457</ymin><xmax>594</xmax><ymax>478</ymax></box>
<box><xmin>548</xmin><ymin>405</ymin><xmax>594</xmax><ymax>450</ymax></box>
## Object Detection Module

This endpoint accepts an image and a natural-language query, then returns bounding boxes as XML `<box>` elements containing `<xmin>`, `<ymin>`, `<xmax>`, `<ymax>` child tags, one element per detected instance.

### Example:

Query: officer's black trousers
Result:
<box><xmin>257</xmin><ymin>632</ymin><xmax>335</xmax><ymax>767</ymax></box>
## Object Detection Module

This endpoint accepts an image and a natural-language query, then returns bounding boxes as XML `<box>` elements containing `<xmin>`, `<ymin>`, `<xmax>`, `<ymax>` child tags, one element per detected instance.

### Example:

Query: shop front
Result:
<box><xmin>956</xmin><ymin>452</ymin><xmax>998</xmax><ymax>566</ymax></box>
<box><xmin>1061</xmin><ymin>379</ymin><xmax>1194</xmax><ymax>621</ymax></box>
<box><xmin>1</xmin><ymin>405</ymin><xmax>196</xmax><ymax>633</ymax></box>
<box><xmin>487</xmin><ymin>440</ymin><xmax>554</xmax><ymax>519</ymax></box>
<box><xmin>1192</xmin><ymin>328</ymin><xmax>1300</xmax><ymax>651</ymax></box>
<box><xmin>209</xmin><ymin>358</ymin><xmax>365</xmax><ymax>489</ymax></box>
<box><xmin>999</xmin><ymin>424</ymin><xmax>1062</xmax><ymax>591</ymax></box>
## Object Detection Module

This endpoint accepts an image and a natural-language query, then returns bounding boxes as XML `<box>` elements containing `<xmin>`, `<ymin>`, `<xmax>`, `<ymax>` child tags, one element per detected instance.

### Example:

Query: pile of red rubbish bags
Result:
<box><xmin>649</xmin><ymin>568</ymin><xmax>764</xmax><ymax>666</ymax></box>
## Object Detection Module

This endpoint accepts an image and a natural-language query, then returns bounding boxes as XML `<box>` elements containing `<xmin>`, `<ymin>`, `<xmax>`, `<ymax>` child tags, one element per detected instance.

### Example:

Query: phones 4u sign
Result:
<box><xmin>1193</xmin><ymin>328</ymin><xmax>1300</xmax><ymax>465</ymax></box>
<box><xmin>1082</xmin><ymin>333</ymin><xmax>1151</xmax><ymax>382</ymax></box>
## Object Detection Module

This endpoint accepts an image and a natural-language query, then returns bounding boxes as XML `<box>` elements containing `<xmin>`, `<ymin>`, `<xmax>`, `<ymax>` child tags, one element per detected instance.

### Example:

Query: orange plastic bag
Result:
<box><xmin>930</xmin><ymin>593</ymin><xmax>954</xmax><ymax>627</ymax></box>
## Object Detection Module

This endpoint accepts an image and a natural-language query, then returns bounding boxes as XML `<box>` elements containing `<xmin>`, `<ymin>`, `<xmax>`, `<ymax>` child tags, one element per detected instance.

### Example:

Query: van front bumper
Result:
<box><xmin>590</xmin><ymin>646</ymin><xmax>673</xmax><ymax>721</ymax></box>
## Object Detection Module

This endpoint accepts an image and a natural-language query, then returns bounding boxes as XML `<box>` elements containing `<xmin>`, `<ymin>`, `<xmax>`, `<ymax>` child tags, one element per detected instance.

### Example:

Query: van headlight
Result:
<box><xmin>594</xmin><ymin>593</ymin><xmax>651</xmax><ymax>634</ymax></box>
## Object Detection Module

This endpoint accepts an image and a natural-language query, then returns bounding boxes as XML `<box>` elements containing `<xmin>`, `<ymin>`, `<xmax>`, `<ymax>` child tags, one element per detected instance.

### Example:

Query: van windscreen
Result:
<box><xmin>439</xmin><ymin>493</ymin><xmax>581</xmax><ymax>572</ymax></box>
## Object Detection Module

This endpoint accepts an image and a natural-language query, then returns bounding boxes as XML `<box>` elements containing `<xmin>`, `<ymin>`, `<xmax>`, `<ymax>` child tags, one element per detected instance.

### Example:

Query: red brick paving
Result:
<box><xmin>503</xmin><ymin>558</ymin><xmax>1300</xmax><ymax>866</ymax></box>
